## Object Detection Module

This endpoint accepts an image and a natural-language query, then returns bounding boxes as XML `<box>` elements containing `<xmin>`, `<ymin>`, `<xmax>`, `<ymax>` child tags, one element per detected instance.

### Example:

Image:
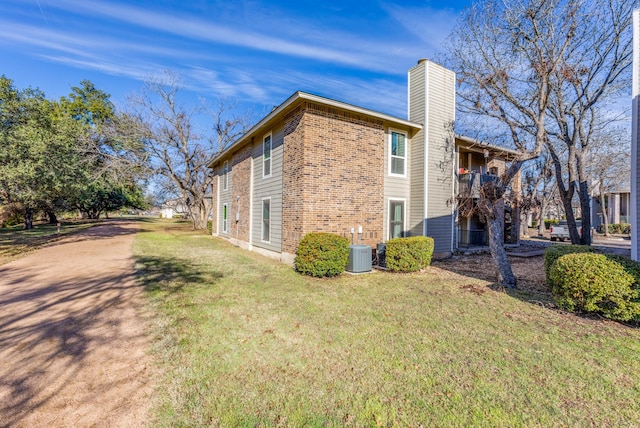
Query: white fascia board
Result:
<box><xmin>209</xmin><ymin>91</ymin><xmax>423</xmax><ymax>167</ymax></box>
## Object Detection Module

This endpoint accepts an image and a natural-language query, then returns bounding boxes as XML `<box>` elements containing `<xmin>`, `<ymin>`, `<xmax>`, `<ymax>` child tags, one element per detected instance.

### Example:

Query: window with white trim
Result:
<box><xmin>262</xmin><ymin>199</ymin><xmax>270</xmax><ymax>242</ymax></box>
<box><xmin>389</xmin><ymin>200</ymin><xmax>405</xmax><ymax>239</ymax></box>
<box><xmin>222</xmin><ymin>203</ymin><xmax>228</xmax><ymax>233</ymax></box>
<box><xmin>263</xmin><ymin>133</ymin><xmax>272</xmax><ymax>177</ymax></box>
<box><xmin>223</xmin><ymin>161</ymin><xmax>229</xmax><ymax>190</ymax></box>
<box><xmin>389</xmin><ymin>131</ymin><xmax>407</xmax><ymax>176</ymax></box>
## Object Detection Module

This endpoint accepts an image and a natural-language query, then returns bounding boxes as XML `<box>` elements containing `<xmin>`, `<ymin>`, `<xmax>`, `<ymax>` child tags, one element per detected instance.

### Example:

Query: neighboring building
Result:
<box><xmin>208</xmin><ymin>60</ymin><xmax>519</xmax><ymax>264</ymax></box>
<box><xmin>455</xmin><ymin>136</ymin><xmax>521</xmax><ymax>247</ymax></box>
<box><xmin>592</xmin><ymin>186</ymin><xmax>631</xmax><ymax>231</ymax></box>
<box><xmin>160</xmin><ymin>198</ymin><xmax>187</xmax><ymax>219</ymax></box>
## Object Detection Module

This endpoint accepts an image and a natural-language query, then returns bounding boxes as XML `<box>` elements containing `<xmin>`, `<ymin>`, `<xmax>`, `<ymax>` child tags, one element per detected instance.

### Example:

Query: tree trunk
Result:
<box><xmin>600</xmin><ymin>192</ymin><xmax>610</xmax><ymax>237</ymax></box>
<box><xmin>537</xmin><ymin>197</ymin><xmax>546</xmax><ymax>236</ymax></box>
<box><xmin>578</xmin><ymin>179</ymin><xmax>592</xmax><ymax>245</ymax></box>
<box><xmin>191</xmin><ymin>200</ymin><xmax>209</xmax><ymax>230</ymax></box>
<box><xmin>520</xmin><ymin>209</ymin><xmax>529</xmax><ymax>237</ymax></box>
<box><xmin>487</xmin><ymin>199</ymin><xmax>516</xmax><ymax>288</ymax></box>
<box><xmin>46</xmin><ymin>210</ymin><xmax>58</xmax><ymax>224</ymax></box>
<box><xmin>548</xmin><ymin>147</ymin><xmax>581</xmax><ymax>244</ymax></box>
<box><xmin>24</xmin><ymin>206</ymin><xmax>34</xmax><ymax>230</ymax></box>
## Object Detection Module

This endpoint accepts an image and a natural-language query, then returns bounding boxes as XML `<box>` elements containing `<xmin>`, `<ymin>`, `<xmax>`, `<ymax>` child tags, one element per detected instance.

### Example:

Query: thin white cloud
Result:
<box><xmin>0</xmin><ymin>20</ymin><xmax>216</xmax><ymax>62</ymax></box>
<box><xmin>381</xmin><ymin>2</ymin><xmax>460</xmax><ymax>54</ymax></box>
<box><xmin>44</xmin><ymin>0</ymin><xmax>390</xmax><ymax>71</ymax></box>
<box><xmin>38</xmin><ymin>55</ymin><xmax>158</xmax><ymax>81</ymax></box>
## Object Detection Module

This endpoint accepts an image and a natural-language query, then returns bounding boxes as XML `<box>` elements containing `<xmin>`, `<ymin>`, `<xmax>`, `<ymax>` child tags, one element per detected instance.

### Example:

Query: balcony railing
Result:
<box><xmin>458</xmin><ymin>172</ymin><xmax>498</xmax><ymax>198</ymax></box>
<box><xmin>458</xmin><ymin>228</ymin><xmax>488</xmax><ymax>247</ymax></box>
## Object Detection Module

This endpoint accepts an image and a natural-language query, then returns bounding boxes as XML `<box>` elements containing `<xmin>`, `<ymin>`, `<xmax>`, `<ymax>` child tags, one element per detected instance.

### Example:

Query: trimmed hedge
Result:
<box><xmin>295</xmin><ymin>232</ymin><xmax>350</xmax><ymax>277</ymax></box>
<box><xmin>549</xmin><ymin>253</ymin><xmax>640</xmax><ymax>321</ymax></box>
<box><xmin>385</xmin><ymin>236</ymin><xmax>434</xmax><ymax>272</ymax></box>
<box><xmin>543</xmin><ymin>245</ymin><xmax>595</xmax><ymax>287</ymax></box>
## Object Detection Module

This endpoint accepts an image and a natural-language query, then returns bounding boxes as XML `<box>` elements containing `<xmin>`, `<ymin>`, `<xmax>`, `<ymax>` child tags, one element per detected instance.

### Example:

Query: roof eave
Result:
<box><xmin>208</xmin><ymin>91</ymin><xmax>422</xmax><ymax>167</ymax></box>
<box><xmin>455</xmin><ymin>134</ymin><xmax>522</xmax><ymax>158</ymax></box>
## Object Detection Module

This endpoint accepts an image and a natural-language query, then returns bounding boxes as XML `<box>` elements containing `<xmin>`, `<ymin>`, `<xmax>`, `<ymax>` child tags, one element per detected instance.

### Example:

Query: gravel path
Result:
<box><xmin>0</xmin><ymin>221</ymin><xmax>154</xmax><ymax>427</ymax></box>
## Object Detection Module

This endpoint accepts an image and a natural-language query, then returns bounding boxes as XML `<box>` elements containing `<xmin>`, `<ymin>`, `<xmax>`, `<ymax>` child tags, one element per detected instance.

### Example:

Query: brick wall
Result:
<box><xmin>282</xmin><ymin>102</ymin><xmax>385</xmax><ymax>253</ymax></box>
<box><xmin>231</xmin><ymin>143</ymin><xmax>253</xmax><ymax>241</ymax></box>
<box><xmin>282</xmin><ymin>105</ymin><xmax>305</xmax><ymax>253</ymax></box>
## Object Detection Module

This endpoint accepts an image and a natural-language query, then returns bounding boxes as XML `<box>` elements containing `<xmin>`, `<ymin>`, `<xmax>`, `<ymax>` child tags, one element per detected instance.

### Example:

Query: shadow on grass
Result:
<box><xmin>432</xmin><ymin>254</ymin><xmax>556</xmax><ymax>308</ymax></box>
<box><xmin>135</xmin><ymin>255</ymin><xmax>224</xmax><ymax>294</ymax></box>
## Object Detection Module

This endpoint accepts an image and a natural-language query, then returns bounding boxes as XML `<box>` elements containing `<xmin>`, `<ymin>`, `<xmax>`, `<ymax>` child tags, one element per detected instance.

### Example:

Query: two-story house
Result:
<box><xmin>208</xmin><ymin>59</ymin><xmax>519</xmax><ymax>264</ymax></box>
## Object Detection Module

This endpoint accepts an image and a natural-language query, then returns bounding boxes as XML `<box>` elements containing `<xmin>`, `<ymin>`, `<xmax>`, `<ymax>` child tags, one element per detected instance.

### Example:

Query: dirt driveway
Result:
<box><xmin>0</xmin><ymin>221</ymin><xmax>154</xmax><ymax>427</ymax></box>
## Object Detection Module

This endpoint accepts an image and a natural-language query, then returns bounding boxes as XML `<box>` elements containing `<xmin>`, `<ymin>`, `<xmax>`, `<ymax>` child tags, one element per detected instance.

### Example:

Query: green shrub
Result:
<box><xmin>295</xmin><ymin>232</ymin><xmax>350</xmax><ymax>277</ymax></box>
<box><xmin>604</xmin><ymin>255</ymin><xmax>640</xmax><ymax>287</ymax></box>
<box><xmin>549</xmin><ymin>253</ymin><xmax>640</xmax><ymax>321</ymax></box>
<box><xmin>385</xmin><ymin>236</ymin><xmax>434</xmax><ymax>272</ymax></box>
<box><xmin>0</xmin><ymin>204</ymin><xmax>24</xmax><ymax>227</ymax></box>
<box><xmin>605</xmin><ymin>223</ymin><xmax>631</xmax><ymax>235</ymax></box>
<box><xmin>207</xmin><ymin>220</ymin><xmax>213</xmax><ymax>234</ymax></box>
<box><xmin>544</xmin><ymin>245</ymin><xmax>595</xmax><ymax>287</ymax></box>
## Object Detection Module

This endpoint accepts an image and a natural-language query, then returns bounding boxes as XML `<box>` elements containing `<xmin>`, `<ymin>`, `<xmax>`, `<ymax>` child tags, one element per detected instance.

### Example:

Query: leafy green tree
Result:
<box><xmin>0</xmin><ymin>76</ymin><xmax>82</xmax><ymax>228</ymax></box>
<box><xmin>60</xmin><ymin>81</ymin><xmax>149</xmax><ymax>219</ymax></box>
<box><xmin>0</xmin><ymin>77</ymin><xmax>148</xmax><ymax>227</ymax></box>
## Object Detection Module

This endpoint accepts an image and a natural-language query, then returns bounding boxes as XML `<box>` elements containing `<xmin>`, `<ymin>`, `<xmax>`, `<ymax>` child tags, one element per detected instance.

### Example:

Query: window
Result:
<box><xmin>222</xmin><ymin>161</ymin><xmax>229</xmax><ymax>190</ymax></box>
<box><xmin>222</xmin><ymin>204</ymin><xmax>228</xmax><ymax>233</ymax></box>
<box><xmin>263</xmin><ymin>133</ymin><xmax>272</xmax><ymax>177</ymax></box>
<box><xmin>262</xmin><ymin>199</ymin><xmax>270</xmax><ymax>242</ymax></box>
<box><xmin>389</xmin><ymin>131</ymin><xmax>406</xmax><ymax>176</ymax></box>
<box><xmin>389</xmin><ymin>200</ymin><xmax>405</xmax><ymax>239</ymax></box>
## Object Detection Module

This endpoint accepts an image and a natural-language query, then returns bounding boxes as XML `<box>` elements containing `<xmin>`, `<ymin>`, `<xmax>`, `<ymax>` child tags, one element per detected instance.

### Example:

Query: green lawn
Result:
<box><xmin>135</xmin><ymin>220</ymin><xmax>640</xmax><ymax>427</ymax></box>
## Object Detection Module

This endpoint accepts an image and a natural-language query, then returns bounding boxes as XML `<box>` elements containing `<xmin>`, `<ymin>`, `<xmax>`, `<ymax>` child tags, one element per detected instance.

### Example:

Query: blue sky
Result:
<box><xmin>1</xmin><ymin>0</ymin><xmax>471</xmax><ymax>120</ymax></box>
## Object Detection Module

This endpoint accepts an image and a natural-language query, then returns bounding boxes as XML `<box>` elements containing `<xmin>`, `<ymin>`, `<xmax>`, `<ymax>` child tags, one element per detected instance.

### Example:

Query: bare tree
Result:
<box><xmin>536</xmin><ymin>153</ymin><xmax>556</xmax><ymax>237</ymax></box>
<box><xmin>444</xmin><ymin>0</ymin><xmax>575</xmax><ymax>287</ymax></box>
<box><xmin>587</xmin><ymin>127</ymin><xmax>631</xmax><ymax>237</ymax></box>
<box><xmin>128</xmin><ymin>71</ymin><xmax>248</xmax><ymax>230</ymax></box>
<box><xmin>544</xmin><ymin>0</ymin><xmax>636</xmax><ymax>245</ymax></box>
<box><xmin>444</xmin><ymin>0</ymin><xmax>635</xmax><ymax>287</ymax></box>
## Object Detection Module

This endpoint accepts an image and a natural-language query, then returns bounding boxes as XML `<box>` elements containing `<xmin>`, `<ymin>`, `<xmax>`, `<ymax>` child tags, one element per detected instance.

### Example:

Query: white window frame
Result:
<box><xmin>388</xmin><ymin>198</ymin><xmax>406</xmax><ymax>240</ymax></box>
<box><xmin>222</xmin><ymin>161</ymin><xmax>229</xmax><ymax>190</ymax></box>
<box><xmin>388</xmin><ymin>130</ymin><xmax>407</xmax><ymax>177</ymax></box>
<box><xmin>261</xmin><ymin>198</ymin><xmax>271</xmax><ymax>243</ymax></box>
<box><xmin>263</xmin><ymin>132</ymin><xmax>272</xmax><ymax>178</ymax></box>
<box><xmin>222</xmin><ymin>203</ymin><xmax>228</xmax><ymax>233</ymax></box>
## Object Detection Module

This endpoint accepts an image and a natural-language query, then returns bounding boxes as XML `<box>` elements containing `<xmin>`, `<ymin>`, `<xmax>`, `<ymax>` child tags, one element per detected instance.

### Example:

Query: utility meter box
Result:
<box><xmin>347</xmin><ymin>245</ymin><xmax>372</xmax><ymax>273</ymax></box>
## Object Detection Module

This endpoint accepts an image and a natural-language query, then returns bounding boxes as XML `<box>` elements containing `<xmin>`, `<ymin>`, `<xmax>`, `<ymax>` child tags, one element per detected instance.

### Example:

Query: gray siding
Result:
<box><xmin>384</xmin><ymin>128</ymin><xmax>411</xmax><ymax>240</ymax></box>
<box><xmin>408</xmin><ymin>65</ymin><xmax>426</xmax><ymax>237</ymax></box>
<box><xmin>252</xmin><ymin>125</ymin><xmax>284</xmax><ymax>252</ymax></box>
<box><xmin>408</xmin><ymin>60</ymin><xmax>455</xmax><ymax>254</ymax></box>
<box><xmin>426</xmin><ymin>63</ymin><xmax>455</xmax><ymax>253</ymax></box>
<box><xmin>217</xmin><ymin>162</ymin><xmax>233</xmax><ymax>238</ymax></box>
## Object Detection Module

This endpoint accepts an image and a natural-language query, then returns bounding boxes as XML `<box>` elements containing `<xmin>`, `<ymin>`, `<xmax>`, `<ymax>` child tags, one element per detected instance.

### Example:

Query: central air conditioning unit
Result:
<box><xmin>347</xmin><ymin>245</ymin><xmax>372</xmax><ymax>273</ymax></box>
